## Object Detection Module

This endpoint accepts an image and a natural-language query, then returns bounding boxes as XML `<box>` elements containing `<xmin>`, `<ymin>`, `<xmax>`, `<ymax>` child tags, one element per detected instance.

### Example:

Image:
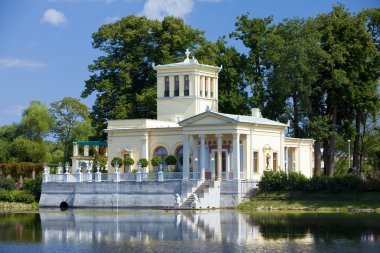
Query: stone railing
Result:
<box><xmin>42</xmin><ymin>167</ymin><xmax>183</xmax><ymax>183</ymax></box>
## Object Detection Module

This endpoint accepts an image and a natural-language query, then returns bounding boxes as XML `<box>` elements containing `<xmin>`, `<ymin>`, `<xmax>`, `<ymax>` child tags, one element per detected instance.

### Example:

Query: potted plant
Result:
<box><xmin>111</xmin><ymin>157</ymin><xmax>123</xmax><ymax>171</ymax></box>
<box><xmin>151</xmin><ymin>156</ymin><xmax>162</xmax><ymax>171</ymax></box>
<box><xmin>165</xmin><ymin>155</ymin><xmax>177</xmax><ymax>172</ymax></box>
<box><xmin>123</xmin><ymin>157</ymin><xmax>135</xmax><ymax>172</ymax></box>
<box><xmin>138</xmin><ymin>158</ymin><xmax>149</xmax><ymax>173</ymax></box>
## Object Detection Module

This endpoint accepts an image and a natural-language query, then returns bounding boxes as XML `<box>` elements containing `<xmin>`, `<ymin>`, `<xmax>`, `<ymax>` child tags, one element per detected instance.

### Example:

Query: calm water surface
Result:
<box><xmin>0</xmin><ymin>209</ymin><xmax>379</xmax><ymax>253</ymax></box>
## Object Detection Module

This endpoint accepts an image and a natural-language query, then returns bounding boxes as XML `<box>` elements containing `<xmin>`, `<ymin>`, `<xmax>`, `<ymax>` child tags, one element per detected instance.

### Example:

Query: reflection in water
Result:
<box><xmin>0</xmin><ymin>210</ymin><xmax>380</xmax><ymax>252</ymax></box>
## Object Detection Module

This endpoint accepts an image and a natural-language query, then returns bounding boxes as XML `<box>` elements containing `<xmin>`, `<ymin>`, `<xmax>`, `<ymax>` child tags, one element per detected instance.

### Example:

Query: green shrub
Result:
<box><xmin>150</xmin><ymin>156</ymin><xmax>162</xmax><ymax>167</ymax></box>
<box><xmin>11</xmin><ymin>190</ymin><xmax>35</xmax><ymax>203</ymax></box>
<box><xmin>258</xmin><ymin>171</ymin><xmax>288</xmax><ymax>191</ymax></box>
<box><xmin>23</xmin><ymin>174</ymin><xmax>42</xmax><ymax>201</ymax></box>
<box><xmin>305</xmin><ymin>176</ymin><xmax>328</xmax><ymax>192</ymax></box>
<box><xmin>165</xmin><ymin>155</ymin><xmax>177</xmax><ymax>166</ymax></box>
<box><xmin>138</xmin><ymin>158</ymin><xmax>149</xmax><ymax>168</ymax></box>
<box><xmin>0</xmin><ymin>177</ymin><xmax>16</xmax><ymax>191</ymax></box>
<box><xmin>123</xmin><ymin>157</ymin><xmax>135</xmax><ymax>166</ymax></box>
<box><xmin>111</xmin><ymin>157</ymin><xmax>123</xmax><ymax>168</ymax></box>
<box><xmin>288</xmin><ymin>172</ymin><xmax>308</xmax><ymax>190</ymax></box>
<box><xmin>0</xmin><ymin>190</ymin><xmax>35</xmax><ymax>203</ymax></box>
<box><xmin>0</xmin><ymin>190</ymin><xmax>12</xmax><ymax>202</ymax></box>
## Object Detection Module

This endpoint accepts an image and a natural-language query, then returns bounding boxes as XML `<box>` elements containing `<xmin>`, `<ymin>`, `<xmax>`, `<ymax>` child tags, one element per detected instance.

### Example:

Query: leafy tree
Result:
<box><xmin>151</xmin><ymin>156</ymin><xmax>162</xmax><ymax>168</ymax></box>
<box><xmin>123</xmin><ymin>157</ymin><xmax>134</xmax><ymax>167</ymax></box>
<box><xmin>138</xmin><ymin>158</ymin><xmax>149</xmax><ymax>168</ymax></box>
<box><xmin>50</xmin><ymin>97</ymin><xmax>93</xmax><ymax>161</ymax></box>
<box><xmin>8</xmin><ymin>137</ymin><xmax>51</xmax><ymax>163</ymax></box>
<box><xmin>165</xmin><ymin>155</ymin><xmax>177</xmax><ymax>171</ymax></box>
<box><xmin>20</xmin><ymin>100</ymin><xmax>54</xmax><ymax>141</ymax></box>
<box><xmin>314</xmin><ymin>5</ymin><xmax>379</xmax><ymax>176</ymax></box>
<box><xmin>195</xmin><ymin>38</ymin><xmax>249</xmax><ymax>115</ymax></box>
<box><xmin>111</xmin><ymin>157</ymin><xmax>123</xmax><ymax>168</ymax></box>
<box><xmin>82</xmin><ymin>15</ymin><xmax>206</xmax><ymax>138</ymax></box>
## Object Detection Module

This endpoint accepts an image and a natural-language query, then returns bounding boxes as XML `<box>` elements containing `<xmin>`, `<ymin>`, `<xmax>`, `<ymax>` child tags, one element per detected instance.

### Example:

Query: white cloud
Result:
<box><xmin>0</xmin><ymin>58</ymin><xmax>46</xmax><ymax>70</ymax></box>
<box><xmin>140</xmin><ymin>0</ymin><xmax>194</xmax><ymax>20</ymax></box>
<box><xmin>42</xmin><ymin>9</ymin><xmax>68</xmax><ymax>26</ymax></box>
<box><xmin>140</xmin><ymin>0</ymin><xmax>223</xmax><ymax>21</ymax></box>
<box><xmin>1</xmin><ymin>105</ymin><xmax>26</xmax><ymax>117</ymax></box>
<box><xmin>105</xmin><ymin>16</ymin><xmax>120</xmax><ymax>24</ymax></box>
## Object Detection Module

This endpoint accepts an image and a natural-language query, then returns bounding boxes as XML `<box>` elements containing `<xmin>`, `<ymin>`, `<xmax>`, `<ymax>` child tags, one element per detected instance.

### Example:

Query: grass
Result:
<box><xmin>238</xmin><ymin>191</ymin><xmax>380</xmax><ymax>213</ymax></box>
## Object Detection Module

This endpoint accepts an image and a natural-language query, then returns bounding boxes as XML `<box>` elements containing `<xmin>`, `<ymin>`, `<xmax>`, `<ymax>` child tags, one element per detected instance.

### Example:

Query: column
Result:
<box><xmin>183</xmin><ymin>134</ymin><xmax>190</xmax><ymax>180</ymax></box>
<box><xmin>84</xmin><ymin>145</ymin><xmax>89</xmax><ymax>156</ymax></box>
<box><xmin>141</xmin><ymin>133</ymin><xmax>149</xmax><ymax>171</ymax></box>
<box><xmin>216</xmin><ymin>134</ymin><xmax>222</xmax><ymax>181</ymax></box>
<box><xmin>232</xmin><ymin>133</ymin><xmax>240</xmax><ymax>180</ymax></box>
<box><xmin>73</xmin><ymin>142</ymin><xmax>79</xmax><ymax>156</ymax></box>
<box><xmin>280</xmin><ymin>131</ymin><xmax>285</xmax><ymax>172</ymax></box>
<box><xmin>206</xmin><ymin>77</ymin><xmax>211</xmax><ymax>97</ymax></box>
<box><xmin>285</xmin><ymin>147</ymin><xmax>289</xmax><ymax>174</ymax></box>
<box><xmin>199</xmin><ymin>134</ymin><xmax>206</xmax><ymax>180</ymax></box>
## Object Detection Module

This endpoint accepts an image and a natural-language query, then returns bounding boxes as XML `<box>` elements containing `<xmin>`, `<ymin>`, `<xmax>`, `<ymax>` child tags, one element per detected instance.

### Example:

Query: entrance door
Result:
<box><xmin>210</xmin><ymin>149</ymin><xmax>229</xmax><ymax>180</ymax></box>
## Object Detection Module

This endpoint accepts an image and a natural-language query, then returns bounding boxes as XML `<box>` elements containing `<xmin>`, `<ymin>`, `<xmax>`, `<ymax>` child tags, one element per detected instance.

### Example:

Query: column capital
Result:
<box><xmin>232</xmin><ymin>133</ymin><xmax>241</xmax><ymax>138</ymax></box>
<box><xmin>215</xmin><ymin>134</ymin><xmax>223</xmax><ymax>138</ymax></box>
<box><xmin>198</xmin><ymin>134</ymin><xmax>206</xmax><ymax>139</ymax></box>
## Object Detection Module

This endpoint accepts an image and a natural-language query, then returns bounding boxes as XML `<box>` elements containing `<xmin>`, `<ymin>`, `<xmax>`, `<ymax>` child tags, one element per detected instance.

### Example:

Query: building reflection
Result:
<box><xmin>39</xmin><ymin>210</ymin><xmax>380</xmax><ymax>248</ymax></box>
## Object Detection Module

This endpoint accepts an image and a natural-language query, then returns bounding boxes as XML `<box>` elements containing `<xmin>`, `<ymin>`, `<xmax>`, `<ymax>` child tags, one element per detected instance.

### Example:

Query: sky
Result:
<box><xmin>0</xmin><ymin>0</ymin><xmax>379</xmax><ymax>125</ymax></box>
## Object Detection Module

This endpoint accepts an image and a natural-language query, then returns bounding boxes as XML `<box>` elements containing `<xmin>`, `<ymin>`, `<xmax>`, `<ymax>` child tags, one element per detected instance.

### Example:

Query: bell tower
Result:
<box><xmin>153</xmin><ymin>50</ymin><xmax>222</xmax><ymax>122</ymax></box>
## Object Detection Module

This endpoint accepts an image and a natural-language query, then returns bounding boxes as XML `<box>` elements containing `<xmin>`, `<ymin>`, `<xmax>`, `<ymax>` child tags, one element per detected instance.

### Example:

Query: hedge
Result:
<box><xmin>0</xmin><ymin>190</ymin><xmax>35</xmax><ymax>203</ymax></box>
<box><xmin>259</xmin><ymin>171</ymin><xmax>380</xmax><ymax>193</ymax></box>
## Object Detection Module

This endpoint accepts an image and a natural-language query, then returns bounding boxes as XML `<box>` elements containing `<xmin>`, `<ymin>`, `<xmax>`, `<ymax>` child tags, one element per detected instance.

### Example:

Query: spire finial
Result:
<box><xmin>185</xmin><ymin>48</ymin><xmax>190</xmax><ymax>59</ymax></box>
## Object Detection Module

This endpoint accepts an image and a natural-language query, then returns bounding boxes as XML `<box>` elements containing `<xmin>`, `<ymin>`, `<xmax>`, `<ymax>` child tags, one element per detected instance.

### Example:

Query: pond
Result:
<box><xmin>0</xmin><ymin>209</ymin><xmax>379</xmax><ymax>253</ymax></box>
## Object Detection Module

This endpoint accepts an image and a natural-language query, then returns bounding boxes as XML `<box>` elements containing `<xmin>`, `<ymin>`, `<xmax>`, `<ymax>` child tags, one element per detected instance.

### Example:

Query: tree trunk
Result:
<box><xmin>328</xmin><ymin>102</ymin><xmax>338</xmax><ymax>177</ymax></box>
<box><xmin>314</xmin><ymin>140</ymin><xmax>321</xmax><ymax>176</ymax></box>
<box><xmin>323</xmin><ymin>140</ymin><xmax>330</xmax><ymax>176</ymax></box>
<box><xmin>353</xmin><ymin>111</ymin><xmax>360</xmax><ymax>170</ymax></box>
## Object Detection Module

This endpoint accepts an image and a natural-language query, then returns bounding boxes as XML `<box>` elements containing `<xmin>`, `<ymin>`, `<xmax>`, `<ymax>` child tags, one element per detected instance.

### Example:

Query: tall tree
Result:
<box><xmin>82</xmin><ymin>15</ymin><xmax>206</xmax><ymax>139</ymax></box>
<box><xmin>50</xmin><ymin>97</ymin><xmax>93</xmax><ymax>161</ymax></box>
<box><xmin>231</xmin><ymin>15</ymin><xmax>274</xmax><ymax>111</ymax></box>
<box><xmin>315</xmin><ymin>5</ymin><xmax>379</xmax><ymax>176</ymax></box>
<box><xmin>20</xmin><ymin>100</ymin><xmax>54</xmax><ymax>141</ymax></box>
<box><xmin>194</xmin><ymin>38</ymin><xmax>249</xmax><ymax>115</ymax></box>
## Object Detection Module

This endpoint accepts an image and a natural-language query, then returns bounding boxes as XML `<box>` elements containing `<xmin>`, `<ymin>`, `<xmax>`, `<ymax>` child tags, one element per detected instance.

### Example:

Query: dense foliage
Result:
<box><xmin>259</xmin><ymin>171</ymin><xmax>380</xmax><ymax>193</ymax></box>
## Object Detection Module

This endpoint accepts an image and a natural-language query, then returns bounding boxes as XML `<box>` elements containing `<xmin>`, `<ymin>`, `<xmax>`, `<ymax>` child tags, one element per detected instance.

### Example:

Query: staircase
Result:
<box><xmin>180</xmin><ymin>181</ymin><xmax>219</xmax><ymax>209</ymax></box>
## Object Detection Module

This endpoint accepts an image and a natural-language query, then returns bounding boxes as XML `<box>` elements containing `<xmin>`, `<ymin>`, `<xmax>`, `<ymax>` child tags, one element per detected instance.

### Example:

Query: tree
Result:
<box><xmin>123</xmin><ymin>157</ymin><xmax>134</xmax><ymax>172</ymax></box>
<box><xmin>82</xmin><ymin>15</ymin><xmax>206</xmax><ymax>138</ymax></box>
<box><xmin>315</xmin><ymin>5</ymin><xmax>379</xmax><ymax>176</ymax></box>
<box><xmin>151</xmin><ymin>156</ymin><xmax>162</xmax><ymax>171</ymax></box>
<box><xmin>20</xmin><ymin>100</ymin><xmax>54</xmax><ymax>141</ymax></box>
<box><xmin>138</xmin><ymin>158</ymin><xmax>149</xmax><ymax>169</ymax></box>
<box><xmin>8</xmin><ymin>137</ymin><xmax>51</xmax><ymax>163</ymax></box>
<box><xmin>50</xmin><ymin>97</ymin><xmax>93</xmax><ymax>161</ymax></box>
<box><xmin>111</xmin><ymin>157</ymin><xmax>123</xmax><ymax>168</ymax></box>
<box><xmin>165</xmin><ymin>155</ymin><xmax>177</xmax><ymax>172</ymax></box>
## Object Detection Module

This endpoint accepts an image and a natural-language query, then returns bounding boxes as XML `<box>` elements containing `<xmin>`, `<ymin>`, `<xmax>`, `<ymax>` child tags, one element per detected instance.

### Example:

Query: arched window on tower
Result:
<box><xmin>164</xmin><ymin>76</ymin><xmax>170</xmax><ymax>97</ymax></box>
<box><xmin>174</xmin><ymin>76</ymin><xmax>179</xmax><ymax>96</ymax></box>
<box><xmin>184</xmin><ymin>75</ymin><xmax>189</xmax><ymax>96</ymax></box>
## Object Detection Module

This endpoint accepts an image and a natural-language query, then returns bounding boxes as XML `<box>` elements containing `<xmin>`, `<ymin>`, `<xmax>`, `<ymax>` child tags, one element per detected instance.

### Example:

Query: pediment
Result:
<box><xmin>179</xmin><ymin>112</ymin><xmax>237</xmax><ymax>126</ymax></box>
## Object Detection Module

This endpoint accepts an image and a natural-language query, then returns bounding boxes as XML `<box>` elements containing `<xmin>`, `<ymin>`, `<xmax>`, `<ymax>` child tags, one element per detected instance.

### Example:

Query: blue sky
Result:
<box><xmin>0</xmin><ymin>0</ymin><xmax>379</xmax><ymax>125</ymax></box>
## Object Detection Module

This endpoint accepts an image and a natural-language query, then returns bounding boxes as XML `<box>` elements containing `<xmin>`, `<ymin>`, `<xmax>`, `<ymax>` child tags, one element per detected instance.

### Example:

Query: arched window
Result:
<box><xmin>154</xmin><ymin>146</ymin><xmax>168</xmax><ymax>162</ymax></box>
<box><xmin>184</xmin><ymin>75</ymin><xmax>189</xmax><ymax>96</ymax></box>
<box><xmin>175</xmin><ymin>146</ymin><xmax>183</xmax><ymax>172</ymax></box>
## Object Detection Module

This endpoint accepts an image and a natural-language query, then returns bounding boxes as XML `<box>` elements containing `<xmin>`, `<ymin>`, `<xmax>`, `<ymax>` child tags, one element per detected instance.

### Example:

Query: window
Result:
<box><xmin>205</xmin><ymin>77</ymin><xmax>208</xmax><ymax>97</ymax></box>
<box><xmin>200</xmin><ymin>76</ymin><xmax>203</xmax><ymax>96</ymax></box>
<box><xmin>174</xmin><ymin>76</ymin><xmax>179</xmax><ymax>96</ymax></box>
<box><xmin>154</xmin><ymin>146</ymin><xmax>168</xmax><ymax>165</ymax></box>
<box><xmin>164</xmin><ymin>76</ymin><xmax>169</xmax><ymax>97</ymax></box>
<box><xmin>210</xmin><ymin>78</ymin><xmax>214</xmax><ymax>97</ymax></box>
<box><xmin>253</xmin><ymin>151</ymin><xmax>258</xmax><ymax>173</ymax></box>
<box><xmin>273</xmin><ymin>152</ymin><xmax>278</xmax><ymax>171</ymax></box>
<box><xmin>175</xmin><ymin>146</ymin><xmax>183</xmax><ymax>171</ymax></box>
<box><xmin>184</xmin><ymin>75</ymin><xmax>189</xmax><ymax>96</ymax></box>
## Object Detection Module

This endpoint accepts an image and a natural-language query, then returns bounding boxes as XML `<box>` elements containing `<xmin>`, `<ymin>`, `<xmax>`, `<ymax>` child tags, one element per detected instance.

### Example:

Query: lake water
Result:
<box><xmin>0</xmin><ymin>209</ymin><xmax>379</xmax><ymax>253</ymax></box>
